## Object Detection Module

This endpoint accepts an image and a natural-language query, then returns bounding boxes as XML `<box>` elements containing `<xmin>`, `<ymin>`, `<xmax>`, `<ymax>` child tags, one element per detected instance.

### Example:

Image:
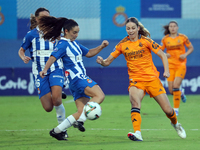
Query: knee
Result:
<box><xmin>51</xmin><ymin>96</ymin><xmax>62</xmax><ymax>106</ymax></box>
<box><xmin>43</xmin><ymin>106</ymin><xmax>53</xmax><ymax>112</ymax></box>
<box><xmin>97</xmin><ymin>93</ymin><xmax>105</xmax><ymax>104</ymax></box>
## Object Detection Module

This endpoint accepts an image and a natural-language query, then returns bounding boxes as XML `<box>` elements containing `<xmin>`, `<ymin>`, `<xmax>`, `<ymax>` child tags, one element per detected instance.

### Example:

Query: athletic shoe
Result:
<box><xmin>73</xmin><ymin>121</ymin><xmax>85</xmax><ymax>132</ymax></box>
<box><xmin>175</xmin><ymin>110</ymin><xmax>179</xmax><ymax>116</ymax></box>
<box><xmin>49</xmin><ymin>129</ymin><xmax>67</xmax><ymax>140</ymax></box>
<box><xmin>61</xmin><ymin>130</ymin><xmax>68</xmax><ymax>138</ymax></box>
<box><xmin>127</xmin><ymin>132</ymin><xmax>143</xmax><ymax>141</ymax></box>
<box><xmin>171</xmin><ymin>123</ymin><xmax>186</xmax><ymax>139</ymax></box>
<box><xmin>62</xmin><ymin>91</ymin><xmax>67</xmax><ymax>99</ymax></box>
<box><xmin>181</xmin><ymin>88</ymin><xmax>187</xmax><ymax>103</ymax></box>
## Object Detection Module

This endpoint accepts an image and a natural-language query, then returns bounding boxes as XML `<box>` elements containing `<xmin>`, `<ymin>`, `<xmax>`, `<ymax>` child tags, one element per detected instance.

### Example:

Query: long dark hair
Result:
<box><xmin>38</xmin><ymin>16</ymin><xmax>78</xmax><ymax>41</ymax></box>
<box><xmin>163</xmin><ymin>21</ymin><xmax>178</xmax><ymax>35</ymax></box>
<box><xmin>30</xmin><ymin>7</ymin><xmax>50</xmax><ymax>30</ymax></box>
<box><xmin>126</xmin><ymin>17</ymin><xmax>150</xmax><ymax>37</ymax></box>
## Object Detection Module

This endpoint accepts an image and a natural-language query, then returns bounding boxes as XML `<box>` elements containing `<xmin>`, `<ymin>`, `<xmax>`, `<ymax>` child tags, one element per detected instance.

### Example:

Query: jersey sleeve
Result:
<box><xmin>51</xmin><ymin>43</ymin><xmax>66</xmax><ymax>60</ymax></box>
<box><xmin>79</xmin><ymin>44</ymin><xmax>89</xmax><ymax>56</ymax></box>
<box><xmin>20</xmin><ymin>31</ymin><xmax>32</xmax><ymax>50</ymax></box>
<box><xmin>160</xmin><ymin>38</ymin><xmax>166</xmax><ymax>51</ymax></box>
<box><xmin>146</xmin><ymin>38</ymin><xmax>161</xmax><ymax>54</ymax></box>
<box><xmin>183</xmin><ymin>35</ymin><xmax>192</xmax><ymax>48</ymax></box>
<box><xmin>111</xmin><ymin>44</ymin><xmax>122</xmax><ymax>58</ymax></box>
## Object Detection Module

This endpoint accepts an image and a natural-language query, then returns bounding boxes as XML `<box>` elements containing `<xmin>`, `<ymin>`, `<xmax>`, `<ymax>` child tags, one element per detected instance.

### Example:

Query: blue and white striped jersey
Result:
<box><xmin>51</xmin><ymin>37</ymin><xmax>89</xmax><ymax>83</ymax></box>
<box><xmin>21</xmin><ymin>26</ymin><xmax>63</xmax><ymax>75</ymax></box>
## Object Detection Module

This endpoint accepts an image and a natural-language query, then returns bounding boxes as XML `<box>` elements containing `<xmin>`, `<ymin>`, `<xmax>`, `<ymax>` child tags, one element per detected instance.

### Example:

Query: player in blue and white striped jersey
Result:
<box><xmin>38</xmin><ymin>16</ymin><xmax>109</xmax><ymax>140</ymax></box>
<box><xmin>18</xmin><ymin>8</ymin><xmax>68</xmax><ymax>138</ymax></box>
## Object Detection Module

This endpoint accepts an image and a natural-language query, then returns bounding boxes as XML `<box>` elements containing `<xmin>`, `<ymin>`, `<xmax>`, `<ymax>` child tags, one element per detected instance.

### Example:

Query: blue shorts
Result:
<box><xmin>69</xmin><ymin>76</ymin><xmax>97</xmax><ymax>101</ymax></box>
<box><xmin>34</xmin><ymin>69</ymin><xmax>64</xmax><ymax>99</ymax></box>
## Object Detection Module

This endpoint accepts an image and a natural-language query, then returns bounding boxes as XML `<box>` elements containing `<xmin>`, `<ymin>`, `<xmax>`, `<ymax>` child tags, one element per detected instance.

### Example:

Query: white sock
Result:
<box><xmin>135</xmin><ymin>130</ymin><xmax>142</xmax><ymax>136</ymax></box>
<box><xmin>55</xmin><ymin>115</ymin><xmax>76</xmax><ymax>132</ymax></box>
<box><xmin>77</xmin><ymin>109</ymin><xmax>87</xmax><ymax>122</ymax></box>
<box><xmin>54</xmin><ymin>103</ymin><xmax>65</xmax><ymax>124</ymax></box>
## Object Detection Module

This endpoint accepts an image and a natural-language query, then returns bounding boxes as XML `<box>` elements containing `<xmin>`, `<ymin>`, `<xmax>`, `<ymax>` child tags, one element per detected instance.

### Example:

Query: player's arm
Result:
<box><xmin>156</xmin><ymin>49</ymin><xmax>170</xmax><ymax>78</ymax></box>
<box><xmin>96</xmin><ymin>54</ymin><xmax>115</xmax><ymax>67</ymax></box>
<box><xmin>180</xmin><ymin>44</ymin><xmax>194</xmax><ymax>60</ymax></box>
<box><xmin>18</xmin><ymin>47</ymin><xmax>31</xmax><ymax>64</ymax></box>
<box><xmin>85</xmin><ymin>40</ymin><xmax>109</xmax><ymax>58</ymax></box>
<box><xmin>40</xmin><ymin>56</ymin><xmax>57</xmax><ymax>78</ymax></box>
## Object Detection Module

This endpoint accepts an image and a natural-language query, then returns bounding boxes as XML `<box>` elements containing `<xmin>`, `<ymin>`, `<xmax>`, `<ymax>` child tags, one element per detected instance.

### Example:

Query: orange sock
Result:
<box><xmin>166</xmin><ymin>109</ymin><xmax>177</xmax><ymax>124</ymax></box>
<box><xmin>131</xmin><ymin>108</ymin><xmax>141</xmax><ymax>132</ymax></box>
<box><xmin>173</xmin><ymin>88</ymin><xmax>181</xmax><ymax>109</ymax></box>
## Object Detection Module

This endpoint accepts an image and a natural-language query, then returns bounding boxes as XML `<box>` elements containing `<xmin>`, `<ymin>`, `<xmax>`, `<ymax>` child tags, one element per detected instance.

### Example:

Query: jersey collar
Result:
<box><xmin>60</xmin><ymin>37</ymin><xmax>71</xmax><ymax>42</ymax></box>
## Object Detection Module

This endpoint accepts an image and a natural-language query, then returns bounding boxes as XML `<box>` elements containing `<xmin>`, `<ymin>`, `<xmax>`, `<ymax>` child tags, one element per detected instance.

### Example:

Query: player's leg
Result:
<box><xmin>50</xmin><ymin>97</ymin><xmax>88</xmax><ymax>140</ymax></box>
<box><xmin>127</xmin><ymin>85</ymin><xmax>145</xmax><ymax>141</ymax></box>
<box><xmin>173</xmin><ymin>66</ymin><xmax>187</xmax><ymax>115</ymax></box>
<box><xmin>50</xmin><ymin>69</ymin><xmax>68</xmax><ymax>137</ymax></box>
<box><xmin>35</xmin><ymin>74</ymin><xmax>54</xmax><ymax>112</ymax></box>
<box><xmin>84</xmin><ymin>84</ymin><xmax>105</xmax><ymax>104</ymax></box>
<box><xmin>172</xmin><ymin>77</ymin><xmax>183</xmax><ymax>116</ymax></box>
<box><xmin>154</xmin><ymin>93</ymin><xmax>186</xmax><ymax>139</ymax></box>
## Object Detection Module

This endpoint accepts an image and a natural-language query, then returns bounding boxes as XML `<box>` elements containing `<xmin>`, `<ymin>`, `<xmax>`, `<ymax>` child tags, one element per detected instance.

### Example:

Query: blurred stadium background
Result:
<box><xmin>0</xmin><ymin>0</ymin><xmax>200</xmax><ymax>96</ymax></box>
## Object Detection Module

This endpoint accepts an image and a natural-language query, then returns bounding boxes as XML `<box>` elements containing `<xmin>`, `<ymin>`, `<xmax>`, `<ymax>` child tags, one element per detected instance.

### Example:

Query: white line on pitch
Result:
<box><xmin>0</xmin><ymin>128</ymin><xmax>199</xmax><ymax>132</ymax></box>
<box><xmin>64</xmin><ymin>99</ymin><xmax>74</xmax><ymax>103</ymax></box>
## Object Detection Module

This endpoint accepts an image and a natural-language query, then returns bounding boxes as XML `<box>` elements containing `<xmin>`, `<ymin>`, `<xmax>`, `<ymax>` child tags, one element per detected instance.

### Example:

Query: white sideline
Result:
<box><xmin>0</xmin><ymin>128</ymin><xmax>199</xmax><ymax>132</ymax></box>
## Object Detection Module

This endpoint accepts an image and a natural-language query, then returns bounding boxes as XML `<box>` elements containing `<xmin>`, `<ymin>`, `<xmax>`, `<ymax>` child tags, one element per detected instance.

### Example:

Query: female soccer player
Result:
<box><xmin>38</xmin><ymin>16</ymin><xmax>109</xmax><ymax>140</ymax></box>
<box><xmin>96</xmin><ymin>17</ymin><xmax>186</xmax><ymax>141</ymax></box>
<box><xmin>161</xmin><ymin>21</ymin><xmax>194</xmax><ymax>116</ymax></box>
<box><xmin>18</xmin><ymin>8</ymin><xmax>68</xmax><ymax>137</ymax></box>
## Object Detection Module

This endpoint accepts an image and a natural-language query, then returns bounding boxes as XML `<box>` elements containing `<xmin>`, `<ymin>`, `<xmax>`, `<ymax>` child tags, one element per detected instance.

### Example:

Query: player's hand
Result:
<box><xmin>163</xmin><ymin>71</ymin><xmax>170</xmax><ymax>78</ymax></box>
<box><xmin>179</xmin><ymin>54</ymin><xmax>187</xmax><ymax>60</ymax></box>
<box><xmin>165</xmin><ymin>53</ymin><xmax>171</xmax><ymax>58</ymax></box>
<box><xmin>96</xmin><ymin>56</ymin><xmax>104</xmax><ymax>65</ymax></box>
<box><xmin>101</xmin><ymin>40</ymin><xmax>109</xmax><ymax>49</ymax></box>
<box><xmin>22</xmin><ymin>56</ymin><xmax>31</xmax><ymax>64</ymax></box>
<box><xmin>39</xmin><ymin>70</ymin><xmax>47</xmax><ymax>78</ymax></box>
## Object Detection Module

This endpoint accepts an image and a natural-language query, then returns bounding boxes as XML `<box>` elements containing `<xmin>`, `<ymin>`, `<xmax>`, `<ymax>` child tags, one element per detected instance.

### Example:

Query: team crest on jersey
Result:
<box><xmin>152</xmin><ymin>42</ymin><xmax>159</xmax><ymax>49</ymax></box>
<box><xmin>87</xmin><ymin>78</ymin><xmax>92</xmax><ymax>83</ymax></box>
<box><xmin>139</xmin><ymin>42</ymin><xmax>143</xmax><ymax>47</ymax></box>
<box><xmin>53</xmin><ymin>47</ymin><xmax>58</xmax><ymax>52</ymax></box>
<box><xmin>65</xmin><ymin>71</ymin><xmax>70</xmax><ymax>77</ymax></box>
<box><xmin>177</xmin><ymin>39</ymin><xmax>180</xmax><ymax>43</ymax></box>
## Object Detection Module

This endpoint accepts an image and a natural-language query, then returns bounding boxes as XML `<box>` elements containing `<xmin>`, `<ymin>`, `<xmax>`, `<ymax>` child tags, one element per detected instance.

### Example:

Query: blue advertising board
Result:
<box><xmin>141</xmin><ymin>0</ymin><xmax>181</xmax><ymax>18</ymax></box>
<box><xmin>0</xmin><ymin>67</ymin><xmax>199</xmax><ymax>96</ymax></box>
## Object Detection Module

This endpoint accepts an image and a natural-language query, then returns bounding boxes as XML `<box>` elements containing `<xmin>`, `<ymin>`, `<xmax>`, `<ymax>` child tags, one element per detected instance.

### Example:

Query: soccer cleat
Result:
<box><xmin>61</xmin><ymin>130</ymin><xmax>68</xmax><ymax>138</ymax></box>
<box><xmin>73</xmin><ymin>121</ymin><xmax>85</xmax><ymax>132</ymax></box>
<box><xmin>175</xmin><ymin>110</ymin><xmax>179</xmax><ymax>116</ymax></box>
<box><xmin>62</xmin><ymin>91</ymin><xmax>67</xmax><ymax>99</ymax></box>
<box><xmin>181</xmin><ymin>88</ymin><xmax>187</xmax><ymax>103</ymax></box>
<box><xmin>49</xmin><ymin>129</ymin><xmax>68</xmax><ymax>140</ymax></box>
<box><xmin>127</xmin><ymin>132</ymin><xmax>143</xmax><ymax>141</ymax></box>
<box><xmin>171</xmin><ymin>123</ymin><xmax>186</xmax><ymax>139</ymax></box>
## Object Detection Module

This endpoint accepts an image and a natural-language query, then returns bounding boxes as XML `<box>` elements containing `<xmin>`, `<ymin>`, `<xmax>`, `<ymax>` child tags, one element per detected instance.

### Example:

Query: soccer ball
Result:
<box><xmin>84</xmin><ymin>102</ymin><xmax>102</xmax><ymax>120</ymax></box>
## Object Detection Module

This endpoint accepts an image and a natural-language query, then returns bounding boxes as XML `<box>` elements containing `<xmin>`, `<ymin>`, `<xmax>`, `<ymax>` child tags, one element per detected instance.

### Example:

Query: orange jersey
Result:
<box><xmin>111</xmin><ymin>35</ymin><xmax>161</xmax><ymax>81</ymax></box>
<box><xmin>161</xmin><ymin>33</ymin><xmax>191</xmax><ymax>68</ymax></box>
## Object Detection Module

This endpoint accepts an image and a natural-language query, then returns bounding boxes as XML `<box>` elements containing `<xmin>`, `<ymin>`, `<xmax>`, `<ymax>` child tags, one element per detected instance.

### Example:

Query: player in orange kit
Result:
<box><xmin>96</xmin><ymin>17</ymin><xmax>186</xmax><ymax>141</ymax></box>
<box><xmin>161</xmin><ymin>21</ymin><xmax>194</xmax><ymax>116</ymax></box>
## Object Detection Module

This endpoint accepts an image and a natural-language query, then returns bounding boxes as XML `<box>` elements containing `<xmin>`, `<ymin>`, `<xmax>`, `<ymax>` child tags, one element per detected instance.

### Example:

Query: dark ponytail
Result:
<box><xmin>39</xmin><ymin>16</ymin><xmax>78</xmax><ymax>41</ymax></box>
<box><xmin>39</xmin><ymin>16</ymin><xmax>68</xmax><ymax>41</ymax></box>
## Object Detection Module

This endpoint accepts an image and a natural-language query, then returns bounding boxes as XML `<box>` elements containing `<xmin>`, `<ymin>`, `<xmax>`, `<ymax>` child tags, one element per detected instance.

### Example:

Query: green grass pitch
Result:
<box><xmin>0</xmin><ymin>95</ymin><xmax>200</xmax><ymax>150</ymax></box>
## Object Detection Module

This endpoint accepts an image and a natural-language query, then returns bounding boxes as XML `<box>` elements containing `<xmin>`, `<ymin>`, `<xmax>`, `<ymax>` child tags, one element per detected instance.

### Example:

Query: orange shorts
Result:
<box><xmin>167</xmin><ymin>65</ymin><xmax>186</xmax><ymax>81</ymax></box>
<box><xmin>128</xmin><ymin>78</ymin><xmax>166</xmax><ymax>97</ymax></box>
